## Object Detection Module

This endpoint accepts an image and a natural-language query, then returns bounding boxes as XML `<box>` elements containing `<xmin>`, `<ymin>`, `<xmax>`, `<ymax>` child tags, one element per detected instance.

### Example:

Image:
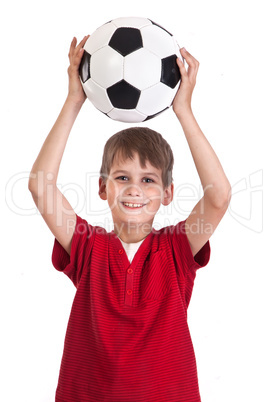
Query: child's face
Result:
<box><xmin>99</xmin><ymin>152</ymin><xmax>173</xmax><ymax>234</ymax></box>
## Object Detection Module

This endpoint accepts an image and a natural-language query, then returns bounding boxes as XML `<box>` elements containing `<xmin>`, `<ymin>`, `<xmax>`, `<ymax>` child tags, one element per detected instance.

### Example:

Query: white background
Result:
<box><xmin>1</xmin><ymin>0</ymin><xmax>267</xmax><ymax>401</ymax></box>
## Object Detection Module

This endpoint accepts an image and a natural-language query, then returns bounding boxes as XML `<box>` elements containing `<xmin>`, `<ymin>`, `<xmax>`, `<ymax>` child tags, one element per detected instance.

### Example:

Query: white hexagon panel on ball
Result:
<box><xmin>90</xmin><ymin>47</ymin><xmax>124</xmax><ymax>89</ymax></box>
<box><xmin>124</xmin><ymin>49</ymin><xmax>161</xmax><ymax>90</ymax></box>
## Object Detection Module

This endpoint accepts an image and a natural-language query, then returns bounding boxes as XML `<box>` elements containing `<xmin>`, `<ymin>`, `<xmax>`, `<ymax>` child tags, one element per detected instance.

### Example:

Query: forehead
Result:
<box><xmin>110</xmin><ymin>151</ymin><xmax>160</xmax><ymax>173</ymax></box>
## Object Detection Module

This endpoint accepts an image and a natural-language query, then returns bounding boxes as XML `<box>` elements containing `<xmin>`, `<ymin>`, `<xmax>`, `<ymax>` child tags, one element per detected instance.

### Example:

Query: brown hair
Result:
<box><xmin>100</xmin><ymin>127</ymin><xmax>174</xmax><ymax>188</ymax></box>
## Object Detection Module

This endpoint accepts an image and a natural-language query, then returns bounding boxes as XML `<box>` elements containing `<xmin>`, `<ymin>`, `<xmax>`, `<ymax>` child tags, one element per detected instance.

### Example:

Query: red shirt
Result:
<box><xmin>52</xmin><ymin>215</ymin><xmax>210</xmax><ymax>401</ymax></box>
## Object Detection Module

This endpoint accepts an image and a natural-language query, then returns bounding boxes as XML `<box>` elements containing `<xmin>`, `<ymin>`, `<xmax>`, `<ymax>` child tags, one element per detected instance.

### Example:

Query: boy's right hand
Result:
<box><xmin>67</xmin><ymin>36</ymin><xmax>90</xmax><ymax>105</ymax></box>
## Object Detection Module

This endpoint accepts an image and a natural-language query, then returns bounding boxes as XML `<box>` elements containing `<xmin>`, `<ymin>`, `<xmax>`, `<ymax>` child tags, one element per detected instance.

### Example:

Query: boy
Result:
<box><xmin>28</xmin><ymin>36</ymin><xmax>231</xmax><ymax>401</ymax></box>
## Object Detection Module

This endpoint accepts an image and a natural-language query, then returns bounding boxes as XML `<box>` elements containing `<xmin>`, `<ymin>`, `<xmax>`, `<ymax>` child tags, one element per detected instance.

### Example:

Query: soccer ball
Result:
<box><xmin>79</xmin><ymin>17</ymin><xmax>183</xmax><ymax>123</ymax></box>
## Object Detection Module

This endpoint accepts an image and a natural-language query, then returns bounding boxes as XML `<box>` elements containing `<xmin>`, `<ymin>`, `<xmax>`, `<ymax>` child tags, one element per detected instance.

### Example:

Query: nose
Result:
<box><xmin>125</xmin><ymin>183</ymin><xmax>143</xmax><ymax>197</ymax></box>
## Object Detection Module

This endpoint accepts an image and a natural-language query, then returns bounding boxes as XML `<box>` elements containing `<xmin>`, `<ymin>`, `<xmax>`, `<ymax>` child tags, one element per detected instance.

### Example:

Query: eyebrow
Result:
<box><xmin>110</xmin><ymin>170</ymin><xmax>160</xmax><ymax>178</ymax></box>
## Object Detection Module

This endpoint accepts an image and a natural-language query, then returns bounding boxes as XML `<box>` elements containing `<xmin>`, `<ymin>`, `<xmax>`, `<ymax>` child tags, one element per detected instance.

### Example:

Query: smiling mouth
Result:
<box><xmin>122</xmin><ymin>202</ymin><xmax>146</xmax><ymax>208</ymax></box>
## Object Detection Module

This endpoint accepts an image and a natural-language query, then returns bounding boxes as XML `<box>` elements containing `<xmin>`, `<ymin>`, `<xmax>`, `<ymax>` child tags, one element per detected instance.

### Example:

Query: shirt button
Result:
<box><xmin>118</xmin><ymin>249</ymin><xmax>124</xmax><ymax>255</ymax></box>
<box><xmin>127</xmin><ymin>268</ymin><xmax>133</xmax><ymax>274</ymax></box>
<box><xmin>127</xmin><ymin>289</ymin><xmax>132</xmax><ymax>295</ymax></box>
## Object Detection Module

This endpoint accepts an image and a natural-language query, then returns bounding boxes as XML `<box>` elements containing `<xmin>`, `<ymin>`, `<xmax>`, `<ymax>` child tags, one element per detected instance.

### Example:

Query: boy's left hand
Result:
<box><xmin>172</xmin><ymin>48</ymin><xmax>199</xmax><ymax>117</ymax></box>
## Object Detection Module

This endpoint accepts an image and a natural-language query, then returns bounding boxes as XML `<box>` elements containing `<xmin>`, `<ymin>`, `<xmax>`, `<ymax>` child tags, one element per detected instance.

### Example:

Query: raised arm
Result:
<box><xmin>28</xmin><ymin>36</ymin><xmax>89</xmax><ymax>255</ymax></box>
<box><xmin>173</xmin><ymin>48</ymin><xmax>231</xmax><ymax>256</ymax></box>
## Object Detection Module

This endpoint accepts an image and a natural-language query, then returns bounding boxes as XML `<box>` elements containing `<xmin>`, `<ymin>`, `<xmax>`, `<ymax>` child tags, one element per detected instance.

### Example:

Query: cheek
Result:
<box><xmin>146</xmin><ymin>186</ymin><xmax>164</xmax><ymax>202</ymax></box>
<box><xmin>106</xmin><ymin>181</ymin><xmax>120</xmax><ymax>197</ymax></box>
<box><xmin>106</xmin><ymin>182</ymin><xmax>124</xmax><ymax>209</ymax></box>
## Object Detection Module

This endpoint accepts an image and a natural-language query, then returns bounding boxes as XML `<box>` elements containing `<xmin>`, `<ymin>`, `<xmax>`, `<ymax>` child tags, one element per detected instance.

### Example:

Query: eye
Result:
<box><xmin>115</xmin><ymin>176</ymin><xmax>129</xmax><ymax>181</ymax></box>
<box><xmin>142</xmin><ymin>177</ymin><xmax>154</xmax><ymax>183</ymax></box>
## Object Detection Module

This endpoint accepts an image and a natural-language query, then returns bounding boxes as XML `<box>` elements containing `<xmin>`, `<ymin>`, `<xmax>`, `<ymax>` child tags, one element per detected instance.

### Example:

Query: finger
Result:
<box><xmin>180</xmin><ymin>48</ymin><xmax>199</xmax><ymax>69</ymax></box>
<box><xmin>180</xmin><ymin>48</ymin><xmax>199</xmax><ymax>81</ymax></box>
<box><xmin>76</xmin><ymin>35</ymin><xmax>90</xmax><ymax>52</ymax></box>
<box><xmin>69</xmin><ymin>35</ymin><xmax>90</xmax><ymax>60</ymax></box>
<box><xmin>71</xmin><ymin>36</ymin><xmax>89</xmax><ymax>64</ymax></box>
<box><xmin>68</xmin><ymin>37</ymin><xmax>77</xmax><ymax>59</ymax></box>
<box><xmin>176</xmin><ymin>57</ymin><xmax>188</xmax><ymax>79</ymax></box>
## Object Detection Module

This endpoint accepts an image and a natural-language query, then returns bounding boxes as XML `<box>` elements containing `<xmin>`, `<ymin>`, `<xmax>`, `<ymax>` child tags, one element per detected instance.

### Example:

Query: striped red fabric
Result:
<box><xmin>52</xmin><ymin>215</ymin><xmax>210</xmax><ymax>401</ymax></box>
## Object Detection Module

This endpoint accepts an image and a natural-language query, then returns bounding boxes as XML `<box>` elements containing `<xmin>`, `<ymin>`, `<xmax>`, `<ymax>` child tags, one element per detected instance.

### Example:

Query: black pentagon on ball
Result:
<box><xmin>109</xmin><ymin>27</ymin><xmax>143</xmax><ymax>56</ymax></box>
<box><xmin>161</xmin><ymin>55</ymin><xmax>181</xmax><ymax>89</ymax></box>
<box><xmin>79</xmin><ymin>50</ymin><xmax>91</xmax><ymax>83</ymax></box>
<box><xmin>107</xmin><ymin>80</ymin><xmax>141</xmax><ymax>109</ymax></box>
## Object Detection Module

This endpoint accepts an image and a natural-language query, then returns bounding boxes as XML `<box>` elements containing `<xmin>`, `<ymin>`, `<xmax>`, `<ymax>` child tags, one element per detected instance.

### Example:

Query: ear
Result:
<box><xmin>162</xmin><ymin>183</ymin><xmax>174</xmax><ymax>206</ymax></box>
<box><xmin>98</xmin><ymin>177</ymin><xmax>107</xmax><ymax>200</ymax></box>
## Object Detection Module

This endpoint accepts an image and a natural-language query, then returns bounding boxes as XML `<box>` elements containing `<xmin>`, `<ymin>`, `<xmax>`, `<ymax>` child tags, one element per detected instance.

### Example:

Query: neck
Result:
<box><xmin>113</xmin><ymin>221</ymin><xmax>153</xmax><ymax>243</ymax></box>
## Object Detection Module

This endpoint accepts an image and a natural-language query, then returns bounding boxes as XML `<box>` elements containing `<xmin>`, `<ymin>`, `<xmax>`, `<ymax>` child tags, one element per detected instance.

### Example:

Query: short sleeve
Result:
<box><xmin>51</xmin><ymin>215</ymin><xmax>95</xmax><ymax>287</ymax></box>
<box><xmin>169</xmin><ymin>220</ymin><xmax>210</xmax><ymax>275</ymax></box>
<box><xmin>168</xmin><ymin>220</ymin><xmax>210</xmax><ymax>308</ymax></box>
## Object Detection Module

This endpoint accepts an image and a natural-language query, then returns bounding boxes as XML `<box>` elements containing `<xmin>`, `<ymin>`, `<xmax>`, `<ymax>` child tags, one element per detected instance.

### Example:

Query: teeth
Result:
<box><xmin>123</xmin><ymin>202</ymin><xmax>143</xmax><ymax>208</ymax></box>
